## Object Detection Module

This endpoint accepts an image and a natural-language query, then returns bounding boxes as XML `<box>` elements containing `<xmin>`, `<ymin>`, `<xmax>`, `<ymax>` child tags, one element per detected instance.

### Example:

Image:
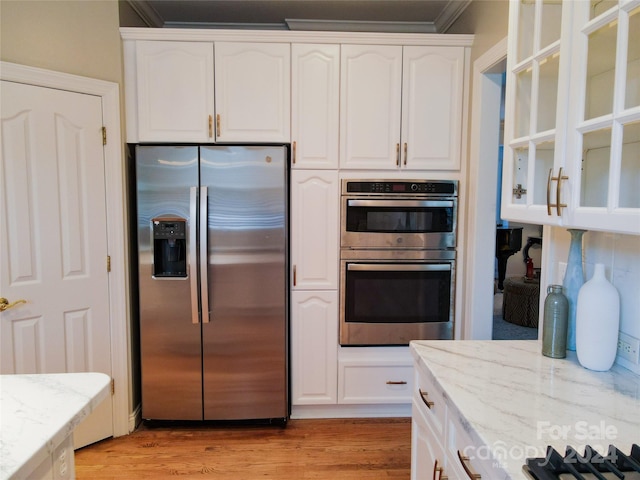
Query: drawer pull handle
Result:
<box><xmin>418</xmin><ymin>388</ymin><xmax>434</xmax><ymax>409</ymax></box>
<box><xmin>458</xmin><ymin>450</ymin><xmax>481</xmax><ymax>479</ymax></box>
<box><xmin>433</xmin><ymin>459</ymin><xmax>448</xmax><ymax>480</ymax></box>
<box><xmin>386</xmin><ymin>381</ymin><xmax>407</xmax><ymax>385</ymax></box>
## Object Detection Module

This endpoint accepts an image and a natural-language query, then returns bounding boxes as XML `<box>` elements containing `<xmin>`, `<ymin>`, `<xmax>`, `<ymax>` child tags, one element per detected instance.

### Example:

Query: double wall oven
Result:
<box><xmin>340</xmin><ymin>179</ymin><xmax>458</xmax><ymax>346</ymax></box>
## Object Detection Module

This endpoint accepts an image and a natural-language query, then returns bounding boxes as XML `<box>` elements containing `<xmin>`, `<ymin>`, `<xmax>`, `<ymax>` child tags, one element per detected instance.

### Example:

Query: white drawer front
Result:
<box><xmin>414</xmin><ymin>361</ymin><xmax>446</xmax><ymax>436</ymax></box>
<box><xmin>338</xmin><ymin>363</ymin><xmax>413</xmax><ymax>404</ymax></box>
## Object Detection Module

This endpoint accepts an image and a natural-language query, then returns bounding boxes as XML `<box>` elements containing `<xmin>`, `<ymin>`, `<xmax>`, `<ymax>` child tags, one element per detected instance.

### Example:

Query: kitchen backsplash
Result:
<box><xmin>549</xmin><ymin>227</ymin><xmax>640</xmax><ymax>374</ymax></box>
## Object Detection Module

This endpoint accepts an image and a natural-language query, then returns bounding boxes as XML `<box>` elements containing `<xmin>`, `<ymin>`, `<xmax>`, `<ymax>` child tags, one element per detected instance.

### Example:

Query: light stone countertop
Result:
<box><xmin>0</xmin><ymin>372</ymin><xmax>111</xmax><ymax>480</ymax></box>
<box><xmin>410</xmin><ymin>340</ymin><xmax>640</xmax><ymax>479</ymax></box>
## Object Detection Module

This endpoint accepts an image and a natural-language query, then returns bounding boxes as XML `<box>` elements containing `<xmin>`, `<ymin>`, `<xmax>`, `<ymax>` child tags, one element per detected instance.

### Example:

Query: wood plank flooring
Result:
<box><xmin>75</xmin><ymin>418</ymin><xmax>411</xmax><ymax>479</ymax></box>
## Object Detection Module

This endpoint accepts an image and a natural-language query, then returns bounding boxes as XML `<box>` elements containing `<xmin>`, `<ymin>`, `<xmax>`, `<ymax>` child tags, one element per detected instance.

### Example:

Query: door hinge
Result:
<box><xmin>111</xmin><ymin>378</ymin><xmax>115</xmax><ymax>395</ymax></box>
<box><xmin>102</xmin><ymin>126</ymin><xmax>107</xmax><ymax>145</ymax></box>
<box><xmin>107</xmin><ymin>255</ymin><xmax>111</xmax><ymax>272</ymax></box>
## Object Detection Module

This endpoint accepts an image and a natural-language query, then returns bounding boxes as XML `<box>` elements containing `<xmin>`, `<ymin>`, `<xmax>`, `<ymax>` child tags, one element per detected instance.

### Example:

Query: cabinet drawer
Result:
<box><xmin>338</xmin><ymin>363</ymin><xmax>413</xmax><ymax>404</ymax></box>
<box><xmin>446</xmin><ymin>413</ymin><xmax>510</xmax><ymax>480</ymax></box>
<box><xmin>414</xmin><ymin>360</ymin><xmax>446</xmax><ymax>436</ymax></box>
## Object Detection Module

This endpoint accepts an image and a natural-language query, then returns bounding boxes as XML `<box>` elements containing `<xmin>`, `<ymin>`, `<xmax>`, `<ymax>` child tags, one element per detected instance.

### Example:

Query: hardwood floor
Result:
<box><xmin>75</xmin><ymin>418</ymin><xmax>412</xmax><ymax>479</ymax></box>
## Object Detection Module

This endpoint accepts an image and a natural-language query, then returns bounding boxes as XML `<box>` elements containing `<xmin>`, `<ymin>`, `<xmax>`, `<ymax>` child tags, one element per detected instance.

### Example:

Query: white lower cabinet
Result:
<box><xmin>290</xmin><ymin>290</ymin><xmax>338</xmax><ymax>405</ymax></box>
<box><xmin>411</xmin><ymin>399</ymin><xmax>445</xmax><ymax>480</ymax></box>
<box><xmin>411</xmin><ymin>355</ymin><xmax>509</xmax><ymax>479</ymax></box>
<box><xmin>338</xmin><ymin>347</ymin><xmax>413</xmax><ymax>404</ymax></box>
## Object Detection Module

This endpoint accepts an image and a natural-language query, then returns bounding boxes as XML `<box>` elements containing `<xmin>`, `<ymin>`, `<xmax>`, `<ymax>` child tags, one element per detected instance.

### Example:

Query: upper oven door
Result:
<box><xmin>341</xmin><ymin>198</ymin><xmax>457</xmax><ymax>249</ymax></box>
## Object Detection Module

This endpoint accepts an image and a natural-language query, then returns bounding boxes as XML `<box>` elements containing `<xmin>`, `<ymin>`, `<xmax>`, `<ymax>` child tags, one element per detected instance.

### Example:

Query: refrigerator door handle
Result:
<box><xmin>199</xmin><ymin>186</ymin><xmax>210</xmax><ymax>323</ymax></box>
<box><xmin>189</xmin><ymin>187</ymin><xmax>199</xmax><ymax>324</ymax></box>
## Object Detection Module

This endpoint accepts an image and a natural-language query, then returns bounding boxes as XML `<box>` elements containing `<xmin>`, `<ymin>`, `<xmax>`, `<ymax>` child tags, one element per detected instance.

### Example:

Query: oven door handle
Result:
<box><xmin>346</xmin><ymin>199</ymin><xmax>454</xmax><ymax>208</ymax></box>
<box><xmin>347</xmin><ymin>263</ymin><xmax>451</xmax><ymax>272</ymax></box>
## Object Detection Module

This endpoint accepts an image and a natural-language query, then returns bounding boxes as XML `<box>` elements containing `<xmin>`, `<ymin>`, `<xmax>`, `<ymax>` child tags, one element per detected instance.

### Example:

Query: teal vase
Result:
<box><xmin>563</xmin><ymin>229</ymin><xmax>586</xmax><ymax>351</ymax></box>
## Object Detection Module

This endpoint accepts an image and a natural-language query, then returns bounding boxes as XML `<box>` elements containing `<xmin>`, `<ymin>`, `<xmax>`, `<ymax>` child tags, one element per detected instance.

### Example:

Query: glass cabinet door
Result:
<box><xmin>567</xmin><ymin>1</ymin><xmax>640</xmax><ymax>234</ymax></box>
<box><xmin>502</xmin><ymin>0</ymin><xmax>568</xmax><ymax>225</ymax></box>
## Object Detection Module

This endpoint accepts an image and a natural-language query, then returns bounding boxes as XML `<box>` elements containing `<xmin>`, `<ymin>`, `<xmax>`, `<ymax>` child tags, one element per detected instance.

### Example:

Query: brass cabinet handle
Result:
<box><xmin>293</xmin><ymin>265</ymin><xmax>297</xmax><ymax>287</ymax></box>
<box><xmin>208</xmin><ymin>115</ymin><xmax>213</xmax><ymax>138</ymax></box>
<box><xmin>386</xmin><ymin>380</ymin><xmax>407</xmax><ymax>385</ymax></box>
<box><xmin>0</xmin><ymin>297</ymin><xmax>27</xmax><ymax>312</ymax></box>
<box><xmin>555</xmin><ymin>167</ymin><xmax>568</xmax><ymax>216</ymax></box>
<box><xmin>547</xmin><ymin>168</ymin><xmax>569</xmax><ymax>216</ymax></box>
<box><xmin>546</xmin><ymin>168</ymin><xmax>553</xmax><ymax>216</ymax></box>
<box><xmin>216</xmin><ymin>114</ymin><xmax>221</xmax><ymax>137</ymax></box>
<box><xmin>458</xmin><ymin>451</ymin><xmax>481</xmax><ymax>479</ymax></box>
<box><xmin>403</xmin><ymin>142</ymin><xmax>408</xmax><ymax>166</ymax></box>
<box><xmin>292</xmin><ymin>141</ymin><xmax>297</xmax><ymax>165</ymax></box>
<box><xmin>418</xmin><ymin>388</ymin><xmax>434</xmax><ymax>409</ymax></box>
<box><xmin>433</xmin><ymin>459</ymin><xmax>448</xmax><ymax>480</ymax></box>
<box><xmin>395</xmin><ymin>143</ymin><xmax>400</xmax><ymax>166</ymax></box>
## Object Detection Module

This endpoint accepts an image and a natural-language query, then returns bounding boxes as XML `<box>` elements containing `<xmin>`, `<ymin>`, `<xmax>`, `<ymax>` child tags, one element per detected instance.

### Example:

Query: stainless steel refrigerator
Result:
<box><xmin>134</xmin><ymin>145</ymin><xmax>288</xmax><ymax>421</ymax></box>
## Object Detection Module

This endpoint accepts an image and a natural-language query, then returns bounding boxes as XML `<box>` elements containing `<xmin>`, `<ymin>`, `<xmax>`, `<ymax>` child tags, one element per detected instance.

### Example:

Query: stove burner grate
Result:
<box><xmin>524</xmin><ymin>444</ymin><xmax>640</xmax><ymax>479</ymax></box>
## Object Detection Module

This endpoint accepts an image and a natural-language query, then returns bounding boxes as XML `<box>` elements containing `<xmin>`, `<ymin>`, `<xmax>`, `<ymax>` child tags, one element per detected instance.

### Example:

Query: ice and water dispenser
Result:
<box><xmin>152</xmin><ymin>218</ymin><xmax>187</xmax><ymax>278</ymax></box>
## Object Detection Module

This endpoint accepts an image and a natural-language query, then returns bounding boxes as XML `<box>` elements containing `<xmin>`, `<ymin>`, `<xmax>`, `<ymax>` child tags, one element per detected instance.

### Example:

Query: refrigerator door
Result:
<box><xmin>200</xmin><ymin>146</ymin><xmax>288</xmax><ymax>420</ymax></box>
<box><xmin>136</xmin><ymin>146</ymin><xmax>203</xmax><ymax>420</ymax></box>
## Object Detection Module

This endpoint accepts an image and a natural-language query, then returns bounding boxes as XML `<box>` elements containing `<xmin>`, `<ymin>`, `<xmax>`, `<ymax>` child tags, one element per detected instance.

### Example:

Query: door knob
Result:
<box><xmin>0</xmin><ymin>297</ymin><xmax>27</xmax><ymax>311</ymax></box>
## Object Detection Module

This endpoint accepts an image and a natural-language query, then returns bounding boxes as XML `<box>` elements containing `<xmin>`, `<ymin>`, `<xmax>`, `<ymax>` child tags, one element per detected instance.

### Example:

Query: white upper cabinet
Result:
<box><xmin>291</xmin><ymin>44</ymin><xmax>340</xmax><ymax>169</ymax></box>
<box><xmin>214</xmin><ymin>42</ymin><xmax>290</xmax><ymax>143</ymax></box>
<box><xmin>502</xmin><ymin>0</ymin><xmax>640</xmax><ymax>235</ymax></box>
<box><xmin>402</xmin><ymin>46</ymin><xmax>464</xmax><ymax>170</ymax></box>
<box><xmin>136</xmin><ymin>41</ymin><xmax>214</xmax><ymax>142</ymax></box>
<box><xmin>340</xmin><ymin>44</ymin><xmax>464</xmax><ymax>170</ymax></box>
<box><xmin>340</xmin><ymin>45</ymin><xmax>403</xmax><ymax>169</ymax></box>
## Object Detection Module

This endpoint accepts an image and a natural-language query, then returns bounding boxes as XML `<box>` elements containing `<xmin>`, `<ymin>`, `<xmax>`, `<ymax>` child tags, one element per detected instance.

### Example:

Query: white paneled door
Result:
<box><xmin>0</xmin><ymin>81</ymin><xmax>113</xmax><ymax>447</ymax></box>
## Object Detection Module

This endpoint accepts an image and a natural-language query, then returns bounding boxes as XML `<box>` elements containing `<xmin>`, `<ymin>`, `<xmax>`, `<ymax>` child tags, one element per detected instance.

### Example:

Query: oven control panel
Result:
<box><xmin>343</xmin><ymin>180</ymin><xmax>457</xmax><ymax>196</ymax></box>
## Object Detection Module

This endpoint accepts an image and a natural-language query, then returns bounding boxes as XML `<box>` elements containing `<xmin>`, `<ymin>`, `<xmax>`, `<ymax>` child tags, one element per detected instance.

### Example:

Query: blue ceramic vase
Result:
<box><xmin>563</xmin><ymin>229</ymin><xmax>586</xmax><ymax>351</ymax></box>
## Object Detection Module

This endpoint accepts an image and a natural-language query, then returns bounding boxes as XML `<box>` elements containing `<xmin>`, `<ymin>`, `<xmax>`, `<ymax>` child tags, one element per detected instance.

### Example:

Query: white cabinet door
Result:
<box><xmin>136</xmin><ymin>41</ymin><xmax>214</xmax><ymax>142</ymax></box>
<box><xmin>411</xmin><ymin>401</ymin><xmax>446</xmax><ymax>480</ymax></box>
<box><xmin>402</xmin><ymin>46</ymin><xmax>464</xmax><ymax>170</ymax></box>
<box><xmin>340</xmin><ymin>45</ymin><xmax>402</xmax><ymax>169</ymax></box>
<box><xmin>563</xmin><ymin>1</ymin><xmax>640</xmax><ymax>234</ymax></box>
<box><xmin>290</xmin><ymin>170</ymin><xmax>339</xmax><ymax>290</ymax></box>
<box><xmin>291</xmin><ymin>44</ymin><xmax>340</xmax><ymax>169</ymax></box>
<box><xmin>290</xmin><ymin>290</ymin><xmax>338</xmax><ymax>405</ymax></box>
<box><xmin>214</xmin><ymin>42</ymin><xmax>290</xmax><ymax>143</ymax></box>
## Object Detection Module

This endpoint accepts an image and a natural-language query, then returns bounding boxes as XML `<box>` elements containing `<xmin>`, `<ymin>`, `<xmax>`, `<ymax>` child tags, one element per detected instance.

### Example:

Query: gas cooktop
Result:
<box><xmin>524</xmin><ymin>444</ymin><xmax>640</xmax><ymax>479</ymax></box>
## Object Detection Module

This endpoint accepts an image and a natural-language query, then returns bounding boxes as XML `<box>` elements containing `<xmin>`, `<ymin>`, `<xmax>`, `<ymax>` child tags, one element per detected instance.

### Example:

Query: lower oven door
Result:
<box><xmin>340</xmin><ymin>259</ymin><xmax>455</xmax><ymax>346</ymax></box>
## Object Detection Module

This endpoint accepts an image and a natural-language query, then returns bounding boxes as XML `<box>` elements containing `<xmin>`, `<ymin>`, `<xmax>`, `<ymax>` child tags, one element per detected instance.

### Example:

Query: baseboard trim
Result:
<box><xmin>290</xmin><ymin>403</ymin><xmax>411</xmax><ymax>419</ymax></box>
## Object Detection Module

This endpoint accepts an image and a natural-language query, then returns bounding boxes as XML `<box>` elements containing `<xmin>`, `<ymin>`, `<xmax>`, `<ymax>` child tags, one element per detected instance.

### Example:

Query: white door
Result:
<box><xmin>0</xmin><ymin>81</ymin><xmax>113</xmax><ymax>448</ymax></box>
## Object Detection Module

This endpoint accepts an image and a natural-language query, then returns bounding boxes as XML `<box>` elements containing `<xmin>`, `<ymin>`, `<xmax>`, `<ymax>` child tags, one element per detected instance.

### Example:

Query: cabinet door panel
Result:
<box><xmin>402</xmin><ymin>46</ymin><xmax>464</xmax><ymax>170</ymax></box>
<box><xmin>215</xmin><ymin>42</ymin><xmax>290</xmax><ymax>142</ymax></box>
<box><xmin>136</xmin><ymin>41</ymin><xmax>214</xmax><ymax>142</ymax></box>
<box><xmin>291</xmin><ymin>44</ymin><xmax>340</xmax><ymax>169</ymax></box>
<box><xmin>340</xmin><ymin>45</ymin><xmax>402</xmax><ymax>169</ymax></box>
<box><xmin>290</xmin><ymin>291</ymin><xmax>338</xmax><ymax>405</ymax></box>
<box><xmin>290</xmin><ymin>170</ymin><xmax>339</xmax><ymax>290</ymax></box>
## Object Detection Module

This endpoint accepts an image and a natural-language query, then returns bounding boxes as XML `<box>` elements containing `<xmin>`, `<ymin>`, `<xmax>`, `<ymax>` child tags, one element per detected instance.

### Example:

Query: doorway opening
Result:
<box><xmin>464</xmin><ymin>38</ymin><xmax>540</xmax><ymax>341</ymax></box>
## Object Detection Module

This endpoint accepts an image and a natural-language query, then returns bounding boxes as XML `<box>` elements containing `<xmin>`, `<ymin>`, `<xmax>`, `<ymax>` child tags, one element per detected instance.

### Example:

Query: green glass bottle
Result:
<box><xmin>542</xmin><ymin>285</ymin><xmax>568</xmax><ymax>358</ymax></box>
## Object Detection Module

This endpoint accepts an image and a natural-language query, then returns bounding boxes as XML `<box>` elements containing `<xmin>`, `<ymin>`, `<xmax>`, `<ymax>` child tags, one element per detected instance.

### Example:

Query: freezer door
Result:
<box><xmin>200</xmin><ymin>146</ymin><xmax>288</xmax><ymax>420</ymax></box>
<box><xmin>136</xmin><ymin>146</ymin><xmax>204</xmax><ymax>420</ymax></box>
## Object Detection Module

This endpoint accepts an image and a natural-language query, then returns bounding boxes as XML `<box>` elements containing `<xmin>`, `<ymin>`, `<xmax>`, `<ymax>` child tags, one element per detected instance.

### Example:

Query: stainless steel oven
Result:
<box><xmin>340</xmin><ymin>180</ymin><xmax>458</xmax><ymax>346</ymax></box>
<box><xmin>341</xmin><ymin>179</ymin><xmax>457</xmax><ymax>250</ymax></box>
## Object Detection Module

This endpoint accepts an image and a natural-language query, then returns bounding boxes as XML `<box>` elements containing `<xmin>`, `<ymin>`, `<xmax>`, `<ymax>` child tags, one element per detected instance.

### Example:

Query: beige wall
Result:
<box><xmin>448</xmin><ymin>0</ymin><xmax>509</xmax><ymax>63</ymax></box>
<box><xmin>0</xmin><ymin>0</ymin><xmax>122</xmax><ymax>84</ymax></box>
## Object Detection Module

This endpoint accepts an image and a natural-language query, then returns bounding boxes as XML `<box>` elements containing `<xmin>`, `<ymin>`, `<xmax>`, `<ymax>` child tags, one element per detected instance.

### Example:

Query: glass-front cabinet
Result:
<box><xmin>502</xmin><ymin>0</ymin><xmax>640</xmax><ymax>235</ymax></box>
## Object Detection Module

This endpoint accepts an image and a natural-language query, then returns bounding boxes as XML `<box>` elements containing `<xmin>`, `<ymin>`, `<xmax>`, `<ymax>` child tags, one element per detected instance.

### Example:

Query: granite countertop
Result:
<box><xmin>0</xmin><ymin>372</ymin><xmax>111</xmax><ymax>480</ymax></box>
<box><xmin>410</xmin><ymin>340</ymin><xmax>640</xmax><ymax>479</ymax></box>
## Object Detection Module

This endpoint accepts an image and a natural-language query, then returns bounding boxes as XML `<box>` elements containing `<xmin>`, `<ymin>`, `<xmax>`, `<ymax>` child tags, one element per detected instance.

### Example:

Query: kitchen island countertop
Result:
<box><xmin>410</xmin><ymin>340</ymin><xmax>640</xmax><ymax>479</ymax></box>
<box><xmin>0</xmin><ymin>372</ymin><xmax>111</xmax><ymax>480</ymax></box>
